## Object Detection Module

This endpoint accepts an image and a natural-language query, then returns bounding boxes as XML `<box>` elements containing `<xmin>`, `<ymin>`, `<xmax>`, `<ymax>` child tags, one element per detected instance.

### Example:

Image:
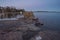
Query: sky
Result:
<box><xmin>0</xmin><ymin>0</ymin><xmax>60</xmax><ymax>11</ymax></box>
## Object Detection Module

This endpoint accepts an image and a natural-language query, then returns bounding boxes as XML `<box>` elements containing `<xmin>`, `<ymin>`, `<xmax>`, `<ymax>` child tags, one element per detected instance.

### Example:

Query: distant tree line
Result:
<box><xmin>0</xmin><ymin>6</ymin><xmax>25</xmax><ymax>13</ymax></box>
<box><xmin>0</xmin><ymin>6</ymin><xmax>25</xmax><ymax>18</ymax></box>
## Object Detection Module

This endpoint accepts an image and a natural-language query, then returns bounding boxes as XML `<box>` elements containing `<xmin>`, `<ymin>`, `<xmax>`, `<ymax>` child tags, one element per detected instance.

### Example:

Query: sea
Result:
<box><xmin>33</xmin><ymin>12</ymin><xmax>60</xmax><ymax>32</ymax></box>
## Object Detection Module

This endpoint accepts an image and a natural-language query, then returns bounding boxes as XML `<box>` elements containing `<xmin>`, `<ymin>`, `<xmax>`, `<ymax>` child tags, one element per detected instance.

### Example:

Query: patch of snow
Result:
<box><xmin>35</xmin><ymin>36</ymin><xmax>42</xmax><ymax>40</ymax></box>
<box><xmin>16</xmin><ymin>15</ymin><xmax>24</xmax><ymax>18</ymax></box>
<box><xmin>0</xmin><ymin>15</ymin><xmax>24</xmax><ymax>20</ymax></box>
<box><xmin>0</xmin><ymin>18</ymin><xmax>18</xmax><ymax>20</ymax></box>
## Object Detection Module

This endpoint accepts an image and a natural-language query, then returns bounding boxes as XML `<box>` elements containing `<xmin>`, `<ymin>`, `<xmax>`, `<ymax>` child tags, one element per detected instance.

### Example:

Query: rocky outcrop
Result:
<box><xmin>23</xmin><ymin>11</ymin><xmax>34</xmax><ymax>19</ymax></box>
<box><xmin>0</xmin><ymin>9</ymin><xmax>44</xmax><ymax>40</ymax></box>
<box><xmin>0</xmin><ymin>31</ymin><xmax>23</xmax><ymax>40</ymax></box>
<box><xmin>0</xmin><ymin>18</ymin><xmax>59</xmax><ymax>40</ymax></box>
<box><xmin>30</xmin><ymin>30</ymin><xmax>60</xmax><ymax>40</ymax></box>
<box><xmin>0</xmin><ymin>18</ymin><xmax>43</xmax><ymax>40</ymax></box>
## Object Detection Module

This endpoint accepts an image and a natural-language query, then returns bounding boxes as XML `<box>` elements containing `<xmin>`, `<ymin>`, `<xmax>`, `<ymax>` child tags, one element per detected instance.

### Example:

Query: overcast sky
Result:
<box><xmin>0</xmin><ymin>0</ymin><xmax>60</xmax><ymax>11</ymax></box>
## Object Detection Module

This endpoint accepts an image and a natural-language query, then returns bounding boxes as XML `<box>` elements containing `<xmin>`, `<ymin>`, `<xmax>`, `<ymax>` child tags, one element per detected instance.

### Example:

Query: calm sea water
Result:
<box><xmin>33</xmin><ymin>12</ymin><xmax>60</xmax><ymax>31</ymax></box>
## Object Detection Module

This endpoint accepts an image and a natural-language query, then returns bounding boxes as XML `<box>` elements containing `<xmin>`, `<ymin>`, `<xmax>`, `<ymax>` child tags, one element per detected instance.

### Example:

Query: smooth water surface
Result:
<box><xmin>33</xmin><ymin>12</ymin><xmax>60</xmax><ymax>31</ymax></box>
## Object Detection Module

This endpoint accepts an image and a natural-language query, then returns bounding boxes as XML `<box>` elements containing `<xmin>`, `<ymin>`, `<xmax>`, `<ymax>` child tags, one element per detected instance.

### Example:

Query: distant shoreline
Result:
<box><xmin>33</xmin><ymin>11</ymin><xmax>60</xmax><ymax>13</ymax></box>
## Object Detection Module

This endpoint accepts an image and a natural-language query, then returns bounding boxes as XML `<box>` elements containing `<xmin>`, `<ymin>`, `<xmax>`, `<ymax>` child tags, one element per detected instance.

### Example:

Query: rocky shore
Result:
<box><xmin>0</xmin><ymin>18</ymin><xmax>42</xmax><ymax>40</ymax></box>
<box><xmin>30</xmin><ymin>30</ymin><xmax>60</xmax><ymax>40</ymax></box>
<box><xmin>0</xmin><ymin>18</ymin><xmax>60</xmax><ymax>40</ymax></box>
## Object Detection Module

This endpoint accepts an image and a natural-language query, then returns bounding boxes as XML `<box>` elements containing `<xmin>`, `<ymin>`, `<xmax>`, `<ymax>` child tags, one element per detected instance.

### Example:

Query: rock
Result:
<box><xmin>41</xmin><ymin>24</ymin><xmax>43</xmax><ymax>25</ymax></box>
<box><xmin>38</xmin><ymin>30</ymin><xmax>60</xmax><ymax>40</ymax></box>
<box><xmin>35</xmin><ymin>23</ymin><xmax>41</xmax><ymax>26</ymax></box>
<box><xmin>23</xmin><ymin>11</ymin><xmax>34</xmax><ymax>19</ymax></box>
<box><xmin>35</xmin><ymin>22</ymin><xmax>43</xmax><ymax>27</ymax></box>
<box><xmin>2</xmin><ymin>31</ymin><xmax>23</xmax><ymax>40</ymax></box>
<box><xmin>22</xmin><ymin>30</ymin><xmax>38</xmax><ymax>40</ymax></box>
<box><xmin>32</xmin><ymin>18</ymin><xmax>43</xmax><ymax>27</ymax></box>
<box><xmin>0</xmin><ymin>18</ymin><xmax>42</xmax><ymax>40</ymax></box>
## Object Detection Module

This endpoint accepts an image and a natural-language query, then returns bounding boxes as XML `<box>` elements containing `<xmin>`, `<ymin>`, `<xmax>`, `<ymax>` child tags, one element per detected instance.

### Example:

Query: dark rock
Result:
<box><xmin>35</xmin><ymin>22</ymin><xmax>43</xmax><ymax>26</ymax></box>
<box><xmin>41</xmin><ymin>24</ymin><xmax>44</xmax><ymax>25</ymax></box>
<box><xmin>22</xmin><ymin>30</ymin><xmax>38</xmax><ymax>40</ymax></box>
